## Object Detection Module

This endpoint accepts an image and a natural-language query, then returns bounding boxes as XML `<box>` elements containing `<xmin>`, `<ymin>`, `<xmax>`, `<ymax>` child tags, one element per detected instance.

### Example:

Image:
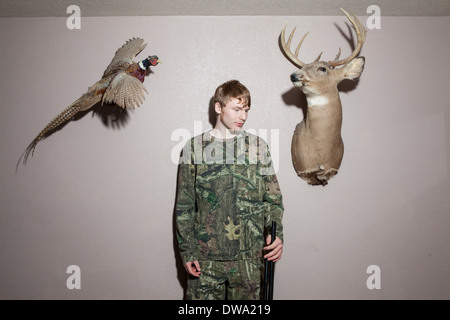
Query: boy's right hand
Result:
<box><xmin>184</xmin><ymin>261</ymin><xmax>201</xmax><ymax>277</ymax></box>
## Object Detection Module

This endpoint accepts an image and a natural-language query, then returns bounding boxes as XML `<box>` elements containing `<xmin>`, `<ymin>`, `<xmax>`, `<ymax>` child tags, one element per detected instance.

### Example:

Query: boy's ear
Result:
<box><xmin>342</xmin><ymin>57</ymin><xmax>365</xmax><ymax>80</ymax></box>
<box><xmin>215</xmin><ymin>102</ymin><xmax>222</xmax><ymax>114</ymax></box>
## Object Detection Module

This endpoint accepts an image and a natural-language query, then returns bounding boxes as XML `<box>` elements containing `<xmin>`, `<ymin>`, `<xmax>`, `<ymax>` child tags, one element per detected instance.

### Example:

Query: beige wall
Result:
<box><xmin>1</xmin><ymin>14</ymin><xmax>449</xmax><ymax>299</ymax></box>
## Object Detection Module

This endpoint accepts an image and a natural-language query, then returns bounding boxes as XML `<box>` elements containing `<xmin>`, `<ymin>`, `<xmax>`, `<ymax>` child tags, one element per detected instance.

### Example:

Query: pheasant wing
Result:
<box><xmin>102</xmin><ymin>73</ymin><xmax>148</xmax><ymax>110</ymax></box>
<box><xmin>102</xmin><ymin>38</ymin><xmax>147</xmax><ymax>78</ymax></box>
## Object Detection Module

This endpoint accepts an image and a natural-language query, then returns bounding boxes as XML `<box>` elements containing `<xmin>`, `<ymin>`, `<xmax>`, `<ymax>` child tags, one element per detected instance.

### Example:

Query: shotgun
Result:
<box><xmin>263</xmin><ymin>221</ymin><xmax>276</xmax><ymax>300</ymax></box>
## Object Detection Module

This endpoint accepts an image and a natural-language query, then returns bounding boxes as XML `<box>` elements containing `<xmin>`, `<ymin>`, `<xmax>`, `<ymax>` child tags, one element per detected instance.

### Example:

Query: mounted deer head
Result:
<box><xmin>281</xmin><ymin>8</ymin><xmax>366</xmax><ymax>186</ymax></box>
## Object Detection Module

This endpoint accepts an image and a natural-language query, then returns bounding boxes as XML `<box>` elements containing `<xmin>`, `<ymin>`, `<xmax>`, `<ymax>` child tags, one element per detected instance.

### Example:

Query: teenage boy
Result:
<box><xmin>176</xmin><ymin>80</ymin><xmax>284</xmax><ymax>300</ymax></box>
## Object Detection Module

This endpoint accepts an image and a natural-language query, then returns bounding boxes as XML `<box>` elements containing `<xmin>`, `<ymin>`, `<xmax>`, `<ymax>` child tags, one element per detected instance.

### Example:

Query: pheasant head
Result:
<box><xmin>139</xmin><ymin>55</ymin><xmax>160</xmax><ymax>70</ymax></box>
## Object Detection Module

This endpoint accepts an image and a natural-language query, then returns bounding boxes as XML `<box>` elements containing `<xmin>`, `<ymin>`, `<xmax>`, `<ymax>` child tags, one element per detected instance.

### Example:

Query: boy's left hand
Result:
<box><xmin>264</xmin><ymin>236</ymin><xmax>283</xmax><ymax>262</ymax></box>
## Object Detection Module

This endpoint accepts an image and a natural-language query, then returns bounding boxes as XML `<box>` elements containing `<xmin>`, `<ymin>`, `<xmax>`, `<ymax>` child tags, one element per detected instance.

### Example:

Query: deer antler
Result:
<box><xmin>280</xmin><ymin>8</ymin><xmax>366</xmax><ymax>68</ymax></box>
<box><xmin>328</xmin><ymin>8</ymin><xmax>367</xmax><ymax>67</ymax></box>
<box><xmin>280</xmin><ymin>26</ymin><xmax>309</xmax><ymax>68</ymax></box>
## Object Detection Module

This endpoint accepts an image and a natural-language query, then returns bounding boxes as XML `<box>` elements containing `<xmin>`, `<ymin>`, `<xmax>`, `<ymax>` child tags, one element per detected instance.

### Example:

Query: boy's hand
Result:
<box><xmin>184</xmin><ymin>261</ymin><xmax>201</xmax><ymax>277</ymax></box>
<box><xmin>264</xmin><ymin>236</ymin><xmax>283</xmax><ymax>262</ymax></box>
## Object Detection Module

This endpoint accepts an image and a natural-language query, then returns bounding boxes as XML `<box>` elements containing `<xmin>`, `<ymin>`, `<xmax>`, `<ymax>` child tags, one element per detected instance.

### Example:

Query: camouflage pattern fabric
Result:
<box><xmin>176</xmin><ymin>130</ymin><xmax>284</xmax><ymax>265</ymax></box>
<box><xmin>186</xmin><ymin>259</ymin><xmax>263</xmax><ymax>300</ymax></box>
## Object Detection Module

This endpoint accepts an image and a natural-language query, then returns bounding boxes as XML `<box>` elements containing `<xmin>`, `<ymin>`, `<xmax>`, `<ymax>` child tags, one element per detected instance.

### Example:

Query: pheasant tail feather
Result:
<box><xmin>19</xmin><ymin>93</ymin><xmax>102</xmax><ymax>166</ymax></box>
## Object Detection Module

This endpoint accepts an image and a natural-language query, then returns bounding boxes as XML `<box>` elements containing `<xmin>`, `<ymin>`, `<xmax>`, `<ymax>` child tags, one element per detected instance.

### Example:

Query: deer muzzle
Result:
<box><xmin>290</xmin><ymin>72</ymin><xmax>301</xmax><ymax>82</ymax></box>
<box><xmin>291</xmin><ymin>72</ymin><xmax>308</xmax><ymax>87</ymax></box>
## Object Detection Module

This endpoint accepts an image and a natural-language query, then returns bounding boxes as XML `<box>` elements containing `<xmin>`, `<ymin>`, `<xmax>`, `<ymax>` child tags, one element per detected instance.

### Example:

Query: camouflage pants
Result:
<box><xmin>186</xmin><ymin>259</ymin><xmax>263</xmax><ymax>300</ymax></box>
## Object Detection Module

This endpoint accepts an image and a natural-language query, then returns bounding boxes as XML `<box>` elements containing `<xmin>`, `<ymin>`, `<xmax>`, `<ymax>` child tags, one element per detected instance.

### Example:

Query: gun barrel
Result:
<box><xmin>264</xmin><ymin>221</ymin><xmax>276</xmax><ymax>300</ymax></box>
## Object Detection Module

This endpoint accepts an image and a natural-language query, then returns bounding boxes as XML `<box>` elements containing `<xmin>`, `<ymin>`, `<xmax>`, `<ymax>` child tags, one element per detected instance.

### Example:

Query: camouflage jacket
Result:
<box><xmin>176</xmin><ymin>130</ymin><xmax>284</xmax><ymax>264</ymax></box>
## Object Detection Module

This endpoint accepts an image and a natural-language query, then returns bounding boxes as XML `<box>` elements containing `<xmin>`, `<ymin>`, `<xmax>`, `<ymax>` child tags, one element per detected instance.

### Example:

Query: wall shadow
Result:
<box><xmin>172</xmin><ymin>163</ymin><xmax>188</xmax><ymax>300</ymax></box>
<box><xmin>208</xmin><ymin>96</ymin><xmax>217</xmax><ymax>128</ymax></box>
<box><xmin>281</xmin><ymin>86</ymin><xmax>307</xmax><ymax>120</ymax></box>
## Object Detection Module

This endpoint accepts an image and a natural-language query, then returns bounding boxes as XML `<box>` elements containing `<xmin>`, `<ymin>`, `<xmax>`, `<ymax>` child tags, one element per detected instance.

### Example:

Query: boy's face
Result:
<box><xmin>215</xmin><ymin>98</ymin><xmax>250</xmax><ymax>133</ymax></box>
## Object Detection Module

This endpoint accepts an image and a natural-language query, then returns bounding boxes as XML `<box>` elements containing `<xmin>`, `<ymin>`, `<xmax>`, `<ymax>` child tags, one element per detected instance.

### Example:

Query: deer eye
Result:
<box><xmin>318</xmin><ymin>67</ymin><xmax>327</xmax><ymax>72</ymax></box>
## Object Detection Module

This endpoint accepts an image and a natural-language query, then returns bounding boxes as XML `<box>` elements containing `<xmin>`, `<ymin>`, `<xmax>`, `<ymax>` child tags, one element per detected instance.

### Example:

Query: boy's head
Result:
<box><xmin>213</xmin><ymin>80</ymin><xmax>251</xmax><ymax>110</ymax></box>
<box><xmin>212</xmin><ymin>80</ymin><xmax>251</xmax><ymax>135</ymax></box>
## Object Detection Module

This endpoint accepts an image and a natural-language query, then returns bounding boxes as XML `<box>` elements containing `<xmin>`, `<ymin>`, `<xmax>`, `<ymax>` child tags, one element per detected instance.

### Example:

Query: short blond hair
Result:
<box><xmin>213</xmin><ymin>80</ymin><xmax>251</xmax><ymax>108</ymax></box>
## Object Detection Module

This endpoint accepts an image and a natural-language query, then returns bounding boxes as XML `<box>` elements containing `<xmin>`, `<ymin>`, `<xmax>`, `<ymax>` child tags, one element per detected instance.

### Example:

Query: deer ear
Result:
<box><xmin>342</xmin><ymin>57</ymin><xmax>365</xmax><ymax>80</ymax></box>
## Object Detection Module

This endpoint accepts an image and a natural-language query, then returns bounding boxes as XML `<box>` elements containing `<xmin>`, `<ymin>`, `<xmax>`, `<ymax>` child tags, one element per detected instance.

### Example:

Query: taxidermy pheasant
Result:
<box><xmin>19</xmin><ymin>37</ymin><xmax>159</xmax><ymax>165</ymax></box>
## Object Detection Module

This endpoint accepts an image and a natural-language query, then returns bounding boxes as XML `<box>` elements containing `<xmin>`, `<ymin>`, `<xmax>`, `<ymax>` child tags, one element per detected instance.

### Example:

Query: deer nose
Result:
<box><xmin>291</xmin><ymin>72</ymin><xmax>301</xmax><ymax>83</ymax></box>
